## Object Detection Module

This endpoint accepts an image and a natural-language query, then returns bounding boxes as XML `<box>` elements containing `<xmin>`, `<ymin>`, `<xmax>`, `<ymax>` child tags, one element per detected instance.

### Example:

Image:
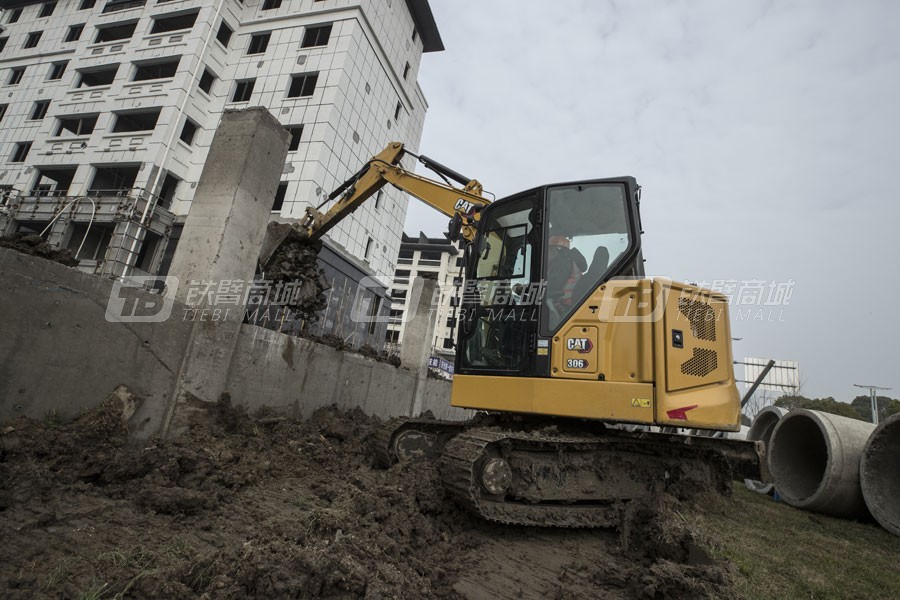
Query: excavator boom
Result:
<box><xmin>301</xmin><ymin>142</ymin><xmax>490</xmax><ymax>243</ymax></box>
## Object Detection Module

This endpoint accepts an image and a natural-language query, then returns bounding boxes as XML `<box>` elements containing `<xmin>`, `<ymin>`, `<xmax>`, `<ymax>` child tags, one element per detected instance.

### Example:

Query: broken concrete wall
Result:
<box><xmin>0</xmin><ymin>248</ymin><xmax>471</xmax><ymax>437</ymax></box>
<box><xmin>225</xmin><ymin>323</ymin><xmax>471</xmax><ymax>422</ymax></box>
<box><xmin>0</xmin><ymin>248</ymin><xmax>192</xmax><ymax>440</ymax></box>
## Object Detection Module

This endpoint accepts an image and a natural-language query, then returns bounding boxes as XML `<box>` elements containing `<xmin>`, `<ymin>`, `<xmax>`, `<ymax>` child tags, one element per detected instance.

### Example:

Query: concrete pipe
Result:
<box><xmin>744</xmin><ymin>406</ymin><xmax>787</xmax><ymax>494</ymax></box>
<box><xmin>860</xmin><ymin>412</ymin><xmax>900</xmax><ymax>536</ymax></box>
<box><xmin>768</xmin><ymin>409</ymin><xmax>875</xmax><ymax>518</ymax></box>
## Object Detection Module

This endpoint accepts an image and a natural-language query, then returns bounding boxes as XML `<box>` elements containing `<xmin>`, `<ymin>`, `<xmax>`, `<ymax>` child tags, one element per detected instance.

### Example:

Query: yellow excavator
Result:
<box><xmin>272</xmin><ymin>141</ymin><xmax>767</xmax><ymax>527</ymax></box>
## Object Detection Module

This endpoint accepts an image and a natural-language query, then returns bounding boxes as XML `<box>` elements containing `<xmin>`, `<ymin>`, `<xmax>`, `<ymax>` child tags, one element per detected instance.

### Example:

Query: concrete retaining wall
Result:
<box><xmin>224</xmin><ymin>323</ymin><xmax>471</xmax><ymax>421</ymax></box>
<box><xmin>0</xmin><ymin>248</ymin><xmax>192</xmax><ymax>440</ymax></box>
<box><xmin>0</xmin><ymin>249</ymin><xmax>470</xmax><ymax>437</ymax></box>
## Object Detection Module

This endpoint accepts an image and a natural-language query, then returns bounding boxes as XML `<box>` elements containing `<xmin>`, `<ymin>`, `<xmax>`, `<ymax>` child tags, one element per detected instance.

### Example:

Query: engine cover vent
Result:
<box><xmin>678</xmin><ymin>298</ymin><xmax>717</xmax><ymax>341</ymax></box>
<box><xmin>681</xmin><ymin>348</ymin><xmax>718</xmax><ymax>377</ymax></box>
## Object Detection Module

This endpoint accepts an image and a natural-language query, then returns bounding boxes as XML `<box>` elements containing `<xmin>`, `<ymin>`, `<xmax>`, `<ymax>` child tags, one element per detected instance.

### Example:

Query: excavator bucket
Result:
<box><xmin>258</xmin><ymin>222</ymin><xmax>308</xmax><ymax>271</ymax></box>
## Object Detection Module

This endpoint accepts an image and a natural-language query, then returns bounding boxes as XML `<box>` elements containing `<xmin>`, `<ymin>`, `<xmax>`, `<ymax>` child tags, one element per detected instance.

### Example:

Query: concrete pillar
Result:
<box><xmin>162</xmin><ymin>108</ymin><xmax>290</xmax><ymax>437</ymax></box>
<box><xmin>400</xmin><ymin>274</ymin><xmax>438</xmax><ymax>416</ymax></box>
<box><xmin>167</xmin><ymin>108</ymin><xmax>289</xmax><ymax>301</ymax></box>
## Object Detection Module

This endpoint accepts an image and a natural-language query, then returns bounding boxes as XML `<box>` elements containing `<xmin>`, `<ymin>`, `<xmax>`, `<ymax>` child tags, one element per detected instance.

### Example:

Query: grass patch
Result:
<box><xmin>43</xmin><ymin>409</ymin><xmax>63</xmax><ymax>429</ymax></box>
<box><xmin>691</xmin><ymin>486</ymin><xmax>900</xmax><ymax>599</ymax></box>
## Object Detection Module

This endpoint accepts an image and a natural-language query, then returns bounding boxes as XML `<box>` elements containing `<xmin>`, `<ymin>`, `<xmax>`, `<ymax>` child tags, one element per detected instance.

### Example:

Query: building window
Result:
<box><xmin>375</xmin><ymin>189</ymin><xmax>383</xmax><ymax>209</ymax></box>
<box><xmin>24</xmin><ymin>32</ymin><xmax>43</xmax><ymax>49</ymax></box>
<box><xmin>111</xmin><ymin>108</ymin><xmax>161</xmax><ymax>133</ymax></box>
<box><xmin>132</xmin><ymin>57</ymin><xmax>180</xmax><ymax>81</ymax></box>
<box><xmin>403</xmin><ymin>62</ymin><xmax>410</xmax><ymax>80</ymax></box>
<box><xmin>394</xmin><ymin>101</ymin><xmax>402</xmax><ymax>120</ymax></box>
<box><xmin>412</xmin><ymin>28</ymin><xmax>418</xmax><ymax>42</ymax></box>
<box><xmin>442</xmin><ymin>338</ymin><xmax>454</xmax><ymax>349</ymax></box>
<box><xmin>102</xmin><ymin>0</ymin><xmax>147</xmax><ymax>14</ymax></box>
<box><xmin>76</xmin><ymin>65</ymin><xmax>118</xmax><ymax>87</ymax></box>
<box><xmin>198</xmin><ymin>68</ymin><xmax>215</xmax><ymax>94</ymax></box>
<box><xmin>179</xmin><ymin>119</ymin><xmax>198</xmax><ymax>145</ymax></box>
<box><xmin>79</xmin><ymin>0</ymin><xmax>96</xmax><ymax>9</ymax></box>
<box><xmin>135</xmin><ymin>230</ymin><xmax>161</xmax><ymax>271</ymax></box>
<box><xmin>157</xmin><ymin>173</ymin><xmax>179</xmax><ymax>209</ymax></box>
<box><xmin>67</xmin><ymin>222</ymin><xmax>113</xmax><ymax>260</ymax></box>
<box><xmin>11</xmin><ymin>142</ymin><xmax>32</xmax><ymax>163</ymax></box>
<box><xmin>287</xmin><ymin>72</ymin><xmax>318</xmax><ymax>98</ymax></box>
<box><xmin>150</xmin><ymin>11</ymin><xmax>198</xmax><ymax>34</ymax></box>
<box><xmin>30</xmin><ymin>100</ymin><xmax>50</xmax><ymax>120</ymax></box>
<box><xmin>0</xmin><ymin>38</ymin><xmax>7</xmax><ymax>53</ymax></box>
<box><xmin>301</xmin><ymin>24</ymin><xmax>332</xmax><ymax>48</ymax></box>
<box><xmin>39</xmin><ymin>2</ymin><xmax>57</xmax><ymax>18</ymax></box>
<box><xmin>216</xmin><ymin>21</ymin><xmax>233</xmax><ymax>47</ymax></box>
<box><xmin>272</xmin><ymin>182</ymin><xmax>287</xmax><ymax>211</ymax></box>
<box><xmin>8</xmin><ymin>67</ymin><xmax>25</xmax><ymax>85</ymax></box>
<box><xmin>287</xmin><ymin>125</ymin><xmax>303</xmax><ymax>151</ymax></box>
<box><xmin>364</xmin><ymin>237</ymin><xmax>374</xmax><ymax>259</ymax></box>
<box><xmin>88</xmin><ymin>165</ymin><xmax>139</xmax><ymax>194</ymax></box>
<box><xmin>231</xmin><ymin>79</ymin><xmax>255</xmax><ymax>102</ymax></box>
<box><xmin>262</xmin><ymin>0</ymin><xmax>282</xmax><ymax>9</ymax></box>
<box><xmin>0</xmin><ymin>104</ymin><xmax>7</xmax><ymax>123</ymax></box>
<box><xmin>66</xmin><ymin>24</ymin><xmax>85</xmax><ymax>42</ymax></box>
<box><xmin>32</xmin><ymin>167</ymin><xmax>77</xmax><ymax>197</ymax></box>
<box><xmin>9</xmin><ymin>8</ymin><xmax>23</xmax><ymax>23</ymax></box>
<box><xmin>95</xmin><ymin>22</ymin><xmax>137</xmax><ymax>43</ymax></box>
<box><xmin>247</xmin><ymin>32</ymin><xmax>270</xmax><ymax>55</ymax></box>
<box><xmin>56</xmin><ymin>114</ymin><xmax>99</xmax><ymax>136</ymax></box>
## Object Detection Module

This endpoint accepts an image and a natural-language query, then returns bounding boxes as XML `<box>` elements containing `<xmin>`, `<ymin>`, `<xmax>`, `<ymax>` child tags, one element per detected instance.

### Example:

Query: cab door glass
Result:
<box><xmin>461</xmin><ymin>198</ymin><xmax>536</xmax><ymax>371</ymax></box>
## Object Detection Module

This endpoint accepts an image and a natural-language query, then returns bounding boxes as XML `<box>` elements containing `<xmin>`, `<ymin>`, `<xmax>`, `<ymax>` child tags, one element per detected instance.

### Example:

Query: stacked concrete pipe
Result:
<box><xmin>768</xmin><ymin>409</ymin><xmax>875</xmax><ymax>518</ymax></box>
<box><xmin>860</xmin><ymin>412</ymin><xmax>900</xmax><ymax>536</ymax></box>
<box><xmin>744</xmin><ymin>406</ymin><xmax>787</xmax><ymax>494</ymax></box>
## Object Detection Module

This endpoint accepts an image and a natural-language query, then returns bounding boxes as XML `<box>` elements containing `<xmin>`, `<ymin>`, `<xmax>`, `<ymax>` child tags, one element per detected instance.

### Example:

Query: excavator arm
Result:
<box><xmin>301</xmin><ymin>142</ymin><xmax>490</xmax><ymax>243</ymax></box>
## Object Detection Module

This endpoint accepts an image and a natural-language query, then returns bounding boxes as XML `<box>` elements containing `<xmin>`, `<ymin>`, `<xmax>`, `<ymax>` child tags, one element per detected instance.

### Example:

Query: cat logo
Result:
<box><xmin>454</xmin><ymin>198</ymin><xmax>476</xmax><ymax>215</ymax></box>
<box><xmin>566</xmin><ymin>338</ymin><xmax>593</xmax><ymax>353</ymax></box>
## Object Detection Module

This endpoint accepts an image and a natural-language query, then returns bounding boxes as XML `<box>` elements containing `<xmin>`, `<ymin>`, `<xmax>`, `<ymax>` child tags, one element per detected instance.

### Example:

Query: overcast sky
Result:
<box><xmin>405</xmin><ymin>0</ymin><xmax>900</xmax><ymax>400</ymax></box>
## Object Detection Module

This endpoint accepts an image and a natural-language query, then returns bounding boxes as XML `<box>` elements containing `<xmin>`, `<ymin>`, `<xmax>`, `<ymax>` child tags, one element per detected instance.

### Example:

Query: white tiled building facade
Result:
<box><xmin>0</xmin><ymin>0</ymin><xmax>441</xmax><ymax>279</ymax></box>
<box><xmin>386</xmin><ymin>231</ymin><xmax>462</xmax><ymax>360</ymax></box>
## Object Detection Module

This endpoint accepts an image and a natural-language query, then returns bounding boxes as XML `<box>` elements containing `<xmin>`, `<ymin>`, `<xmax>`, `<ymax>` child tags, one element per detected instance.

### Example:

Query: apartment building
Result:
<box><xmin>385</xmin><ymin>231</ymin><xmax>462</xmax><ymax>363</ymax></box>
<box><xmin>0</xmin><ymin>0</ymin><xmax>442</xmax><ymax>287</ymax></box>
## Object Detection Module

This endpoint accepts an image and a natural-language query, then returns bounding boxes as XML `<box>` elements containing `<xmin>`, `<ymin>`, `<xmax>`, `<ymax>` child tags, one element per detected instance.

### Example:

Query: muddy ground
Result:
<box><xmin>0</xmin><ymin>393</ymin><xmax>731</xmax><ymax>599</ymax></box>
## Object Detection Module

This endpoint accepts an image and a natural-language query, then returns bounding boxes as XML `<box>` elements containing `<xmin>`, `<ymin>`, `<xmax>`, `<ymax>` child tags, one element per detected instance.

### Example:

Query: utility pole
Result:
<box><xmin>853</xmin><ymin>384</ymin><xmax>892</xmax><ymax>425</ymax></box>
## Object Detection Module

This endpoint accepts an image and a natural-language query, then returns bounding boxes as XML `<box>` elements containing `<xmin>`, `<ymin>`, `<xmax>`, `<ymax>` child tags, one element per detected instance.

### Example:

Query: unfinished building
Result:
<box><xmin>0</xmin><ymin>0</ymin><xmax>442</xmax><ymax>316</ymax></box>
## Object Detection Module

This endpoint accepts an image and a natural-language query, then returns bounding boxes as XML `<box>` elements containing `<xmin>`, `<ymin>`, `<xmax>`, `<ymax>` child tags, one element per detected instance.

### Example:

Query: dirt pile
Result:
<box><xmin>0</xmin><ymin>391</ymin><xmax>734</xmax><ymax>599</ymax></box>
<box><xmin>0</xmin><ymin>233</ymin><xmax>79</xmax><ymax>267</ymax></box>
<box><xmin>311</xmin><ymin>335</ymin><xmax>402</xmax><ymax>367</ymax></box>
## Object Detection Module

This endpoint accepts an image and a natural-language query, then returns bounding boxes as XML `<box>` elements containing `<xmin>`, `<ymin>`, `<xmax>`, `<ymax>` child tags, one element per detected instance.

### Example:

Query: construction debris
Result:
<box><xmin>258</xmin><ymin>222</ymin><xmax>329</xmax><ymax>323</ymax></box>
<box><xmin>0</xmin><ymin>233</ymin><xmax>79</xmax><ymax>267</ymax></box>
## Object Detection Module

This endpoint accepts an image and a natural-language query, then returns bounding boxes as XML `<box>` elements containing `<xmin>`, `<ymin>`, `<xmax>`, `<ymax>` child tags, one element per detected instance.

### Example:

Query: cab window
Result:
<box><xmin>543</xmin><ymin>183</ymin><xmax>631</xmax><ymax>332</ymax></box>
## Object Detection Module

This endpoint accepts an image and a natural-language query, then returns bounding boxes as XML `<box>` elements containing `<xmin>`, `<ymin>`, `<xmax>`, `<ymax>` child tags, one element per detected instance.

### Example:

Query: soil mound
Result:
<box><xmin>0</xmin><ymin>390</ymin><xmax>733</xmax><ymax>599</ymax></box>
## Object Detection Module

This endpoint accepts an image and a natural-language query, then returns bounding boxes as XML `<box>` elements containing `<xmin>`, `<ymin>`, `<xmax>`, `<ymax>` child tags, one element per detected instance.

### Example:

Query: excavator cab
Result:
<box><xmin>457</xmin><ymin>177</ymin><xmax>644</xmax><ymax>377</ymax></box>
